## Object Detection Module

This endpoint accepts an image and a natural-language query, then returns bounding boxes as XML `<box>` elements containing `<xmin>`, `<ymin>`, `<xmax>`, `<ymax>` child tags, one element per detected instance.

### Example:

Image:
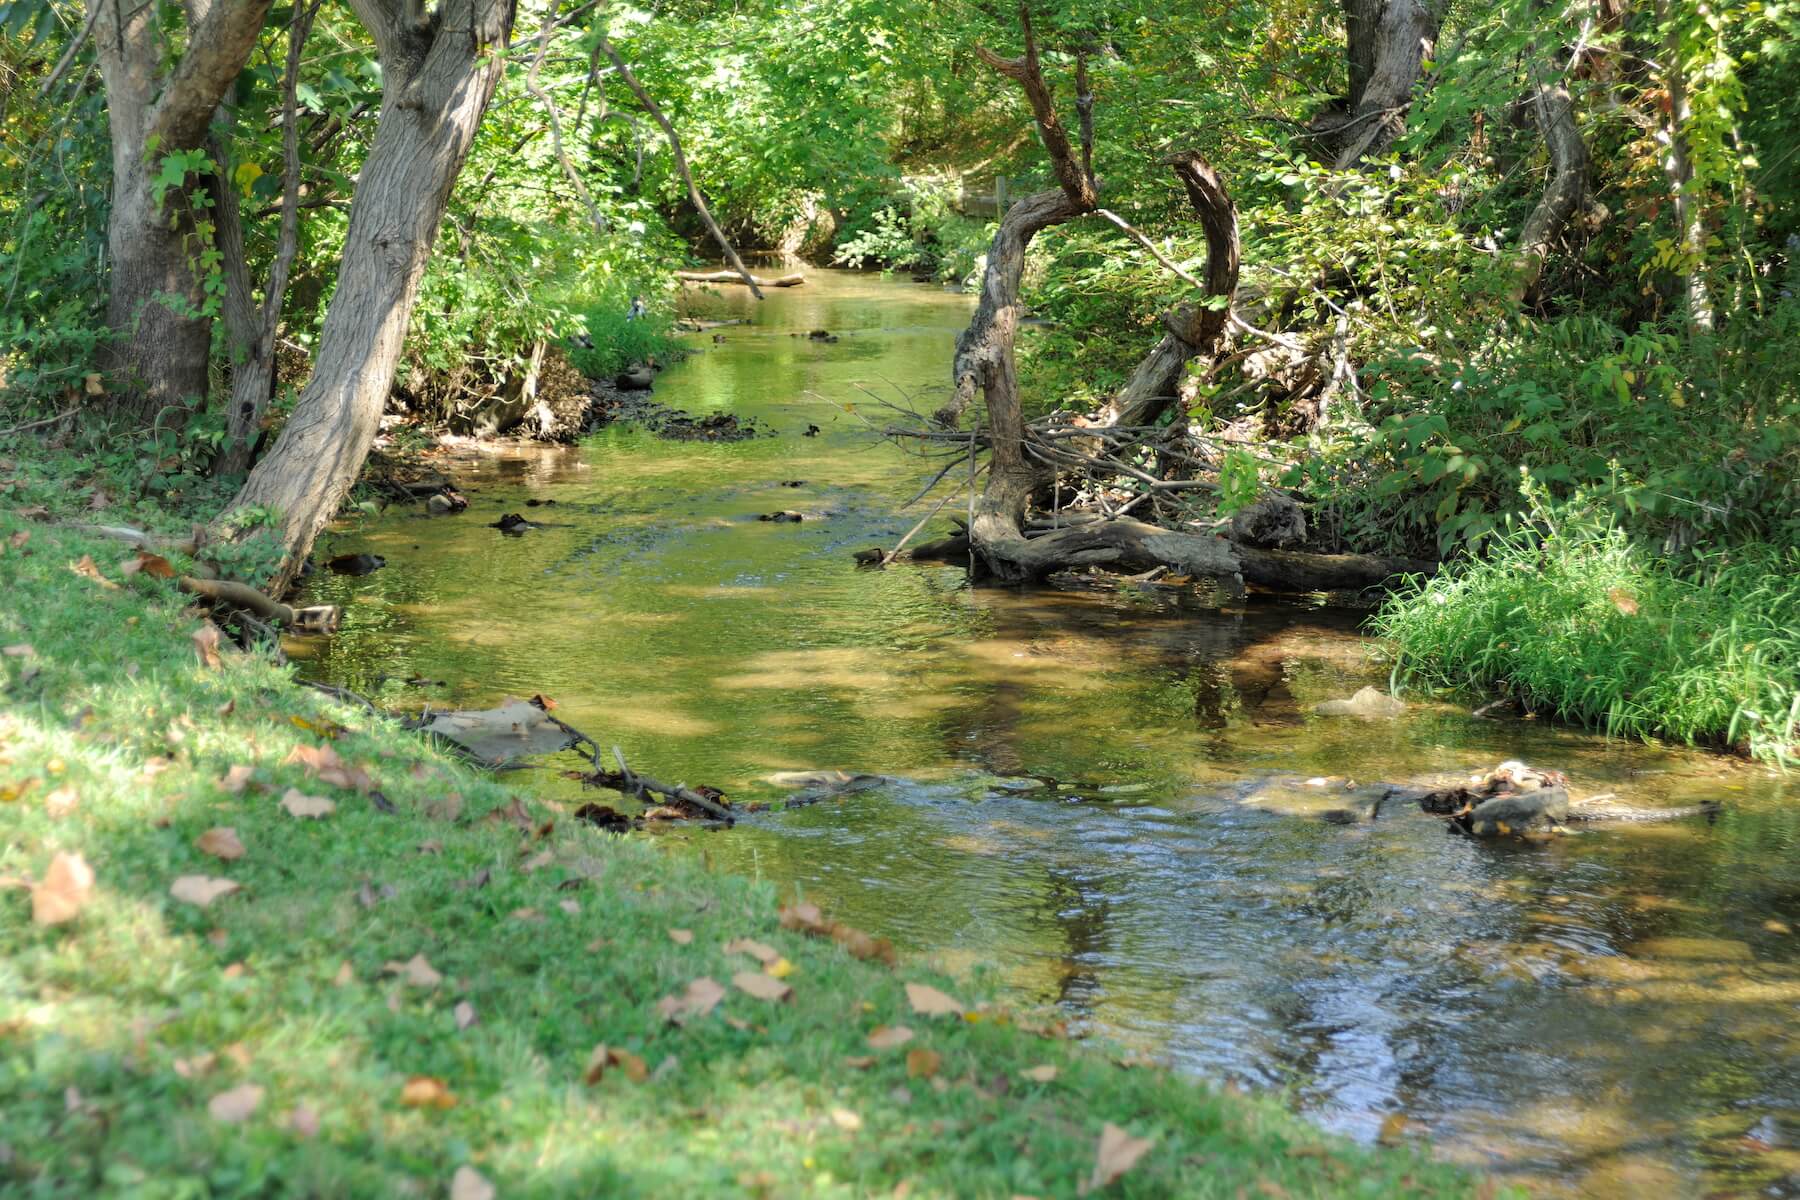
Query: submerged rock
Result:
<box><xmin>326</xmin><ymin>553</ymin><xmax>386</xmax><ymax>576</ymax></box>
<box><xmin>1314</xmin><ymin>686</ymin><xmax>1406</xmax><ymax>718</ymax></box>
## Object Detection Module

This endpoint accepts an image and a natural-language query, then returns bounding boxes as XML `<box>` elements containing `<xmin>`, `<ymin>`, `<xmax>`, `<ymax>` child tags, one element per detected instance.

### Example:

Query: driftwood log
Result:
<box><xmin>675</xmin><ymin>269</ymin><xmax>805</xmax><ymax>288</ymax></box>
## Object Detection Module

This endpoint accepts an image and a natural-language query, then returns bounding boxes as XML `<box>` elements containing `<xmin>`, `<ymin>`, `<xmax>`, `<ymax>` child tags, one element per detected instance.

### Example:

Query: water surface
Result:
<box><xmin>299</xmin><ymin>271</ymin><xmax>1800</xmax><ymax>1197</ymax></box>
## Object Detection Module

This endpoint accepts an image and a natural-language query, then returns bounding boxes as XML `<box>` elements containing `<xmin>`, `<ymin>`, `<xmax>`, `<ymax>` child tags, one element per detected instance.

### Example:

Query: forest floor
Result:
<box><xmin>0</xmin><ymin>462</ymin><xmax>1500</xmax><ymax>1197</ymax></box>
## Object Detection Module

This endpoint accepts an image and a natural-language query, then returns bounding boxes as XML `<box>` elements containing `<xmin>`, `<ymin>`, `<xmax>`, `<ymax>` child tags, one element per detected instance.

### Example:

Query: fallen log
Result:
<box><xmin>675</xmin><ymin>269</ymin><xmax>805</xmax><ymax>288</ymax></box>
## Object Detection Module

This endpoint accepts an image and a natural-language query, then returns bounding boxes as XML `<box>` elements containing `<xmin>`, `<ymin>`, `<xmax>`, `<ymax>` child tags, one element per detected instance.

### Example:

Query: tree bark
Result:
<box><xmin>1331</xmin><ymin>0</ymin><xmax>1444</xmax><ymax>168</ymax></box>
<box><xmin>1097</xmin><ymin>155</ymin><xmax>1240</xmax><ymax>429</ymax></box>
<box><xmin>89</xmin><ymin>0</ymin><xmax>276</xmax><ymax>416</ymax></box>
<box><xmin>211</xmin><ymin>0</ymin><xmax>319</xmax><ymax>477</ymax></box>
<box><xmin>223</xmin><ymin>0</ymin><xmax>514</xmax><ymax>589</ymax></box>
<box><xmin>1512</xmin><ymin>58</ymin><xmax>1591</xmax><ymax>303</ymax></box>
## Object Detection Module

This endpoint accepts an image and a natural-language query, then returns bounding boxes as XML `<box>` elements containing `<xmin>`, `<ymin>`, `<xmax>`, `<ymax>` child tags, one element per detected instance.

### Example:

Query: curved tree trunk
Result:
<box><xmin>223</xmin><ymin>0</ymin><xmax>513</xmax><ymax>589</ymax></box>
<box><xmin>1512</xmin><ymin>61</ymin><xmax>1591</xmax><ymax>304</ymax></box>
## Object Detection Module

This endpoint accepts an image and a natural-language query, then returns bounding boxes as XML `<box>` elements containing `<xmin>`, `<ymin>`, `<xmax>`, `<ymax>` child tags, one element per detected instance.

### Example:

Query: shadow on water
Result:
<box><xmin>298</xmin><ymin>271</ymin><xmax>1800</xmax><ymax>1197</ymax></box>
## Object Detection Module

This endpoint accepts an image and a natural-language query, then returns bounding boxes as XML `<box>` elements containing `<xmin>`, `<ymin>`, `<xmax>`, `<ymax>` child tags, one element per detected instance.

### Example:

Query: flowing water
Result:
<box><xmin>297</xmin><ymin>271</ymin><xmax>1800</xmax><ymax>1197</ymax></box>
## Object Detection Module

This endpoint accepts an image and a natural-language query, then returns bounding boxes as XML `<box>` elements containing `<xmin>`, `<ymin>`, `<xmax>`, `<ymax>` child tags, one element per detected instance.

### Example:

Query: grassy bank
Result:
<box><xmin>0</xmin><ymin>492</ymin><xmax>1487</xmax><ymax>1196</ymax></box>
<box><xmin>1375</xmin><ymin>507</ymin><xmax>1799</xmax><ymax>767</ymax></box>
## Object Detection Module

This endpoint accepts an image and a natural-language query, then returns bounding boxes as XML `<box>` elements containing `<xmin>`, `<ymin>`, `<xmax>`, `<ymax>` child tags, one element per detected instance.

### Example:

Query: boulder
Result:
<box><xmin>1314</xmin><ymin>686</ymin><xmax>1406</xmax><ymax>718</ymax></box>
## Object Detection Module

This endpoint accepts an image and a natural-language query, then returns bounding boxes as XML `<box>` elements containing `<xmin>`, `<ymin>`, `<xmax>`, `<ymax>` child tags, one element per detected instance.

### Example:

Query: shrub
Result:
<box><xmin>1374</xmin><ymin>485</ymin><xmax>1800</xmax><ymax>765</ymax></box>
<box><xmin>565</xmin><ymin>301</ymin><xmax>683</xmax><ymax>382</ymax></box>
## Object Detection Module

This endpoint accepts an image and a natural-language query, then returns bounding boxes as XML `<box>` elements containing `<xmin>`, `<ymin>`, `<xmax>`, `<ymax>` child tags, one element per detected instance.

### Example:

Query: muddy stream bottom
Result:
<box><xmin>296</xmin><ymin>271</ymin><xmax>1800</xmax><ymax>1197</ymax></box>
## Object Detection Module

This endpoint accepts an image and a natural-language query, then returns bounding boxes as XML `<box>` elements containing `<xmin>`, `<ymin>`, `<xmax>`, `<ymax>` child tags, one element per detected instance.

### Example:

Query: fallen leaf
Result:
<box><xmin>905</xmin><ymin>1048</ymin><xmax>941</xmax><ymax>1079</ymax></box>
<box><xmin>196</xmin><ymin>827</ymin><xmax>246</xmax><ymax>860</ymax></box>
<box><xmin>1608</xmin><ymin>588</ymin><xmax>1640</xmax><ymax>616</ymax></box>
<box><xmin>279</xmin><ymin>788</ymin><xmax>335</xmax><ymax>819</ymax></box>
<box><xmin>830</xmin><ymin>1107</ymin><xmax>863</xmax><ymax>1132</ymax></box>
<box><xmin>425</xmin><ymin>793</ymin><xmax>464</xmax><ymax>822</ymax></box>
<box><xmin>418</xmin><ymin>840</ymin><xmax>444</xmax><ymax>855</ymax></box>
<box><xmin>656</xmin><ymin>976</ymin><xmax>726</xmax><ymax>1025</ymax></box>
<box><xmin>384</xmin><ymin>954</ymin><xmax>443</xmax><ymax>988</ymax></box>
<box><xmin>778</xmin><ymin>901</ymin><xmax>826</xmax><ymax>933</ymax></box>
<box><xmin>1020</xmin><ymin>1065</ymin><xmax>1058</xmax><ymax>1083</ymax></box>
<box><xmin>454</xmin><ymin>1001</ymin><xmax>478</xmax><ymax>1030</ymax></box>
<box><xmin>1377</xmin><ymin>1112</ymin><xmax>1411</xmax><ymax>1146</ymax></box>
<box><xmin>508</xmin><ymin>907</ymin><xmax>542</xmax><ymax>922</ymax></box>
<box><xmin>135</xmin><ymin>551</ymin><xmax>175</xmax><ymax>579</ymax></box>
<box><xmin>30</xmin><ymin>853</ymin><xmax>98</xmax><ymax>921</ymax></box>
<box><xmin>905</xmin><ymin>982</ymin><xmax>963</xmax><ymax>1017</ymax></box>
<box><xmin>867</xmin><ymin>1025</ymin><xmax>914</xmax><ymax>1050</ymax></box>
<box><xmin>220</xmin><ymin>765</ymin><xmax>255</xmax><ymax>794</ymax></box>
<box><xmin>2</xmin><ymin>642</ymin><xmax>33</xmax><ymax>656</ymax></box>
<box><xmin>843</xmin><ymin>1055</ymin><xmax>877</xmax><ymax>1069</ymax></box>
<box><xmin>830</xmin><ymin>922</ymin><xmax>897</xmax><ymax>966</ymax></box>
<box><xmin>723</xmin><ymin>937</ymin><xmax>781</xmax><ymax>966</ymax></box>
<box><xmin>332</xmin><ymin>961</ymin><xmax>355</xmax><ymax>986</ymax></box>
<box><xmin>69</xmin><ymin>555</ymin><xmax>119</xmax><ymax>589</ymax></box>
<box><xmin>732</xmin><ymin>971</ymin><xmax>793</xmax><ymax>1002</ymax></box>
<box><xmin>667</xmin><ymin>927</ymin><xmax>694</xmax><ymax>945</ymax></box>
<box><xmin>173</xmin><ymin>1052</ymin><xmax>217</xmax><ymax>1078</ymax></box>
<box><xmin>288</xmin><ymin>1105</ymin><xmax>320</xmax><ymax>1138</ymax></box>
<box><xmin>169</xmin><ymin>875</ymin><xmax>241</xmax><ymax>908</ymax></box>
<box><xmin>287</xmin><ymin>744</ymin><xmax>372</xmax><ymax>793</ymax></box>
<box><xmin>584</xmin><ymin>1044</ymin><xmax>648</xmax><ymax>1085</ymax></box>
<box><xmin>9</xmin><ymin>528</ymin><xmax>30</xmax><ymax>547</ymax></box>
<box><xmin>44</xmin><ymin>786</ymin><xmax>79</xmax><ymax>818</ymax></box>
<box><xmin>766</xmin><ymin>957</ymin><xmax>795</xmax><ymax>978</ymax></box>
<box><xmin>450</xmin><ymin>1166</ymin><xmax>496</xmax><ymax>1200</ymax></box>
<box><xmin>208</xmin><ymin>1083</ymin><xmax>264</xmax><ymax>1123</ymax></box>
<box><xmin>399</xmin><ymin>1075</ymin><xmax>456</xmax><ymax>1109</ymax></box>
<box><xmin>0</xmin><ymin>777</ymin><xmax>39</xmax><ymax>805</ymax></box>
<box><xmin>1083</xmin><ymin>1124</ymin><xmax>1154</xmax><ymax>1194</ymax></box>
<box><xmin>192</xmin><ymin>623</ymin><xmax>223</xmax><ymax>668</ymax></box>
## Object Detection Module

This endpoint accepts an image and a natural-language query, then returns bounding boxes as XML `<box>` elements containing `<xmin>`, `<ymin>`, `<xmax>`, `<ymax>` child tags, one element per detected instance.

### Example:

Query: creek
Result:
<box><xmin>297</xmin><ymin>270</ymin><xmax>1800</xmax><ymax>1197</ymax></box>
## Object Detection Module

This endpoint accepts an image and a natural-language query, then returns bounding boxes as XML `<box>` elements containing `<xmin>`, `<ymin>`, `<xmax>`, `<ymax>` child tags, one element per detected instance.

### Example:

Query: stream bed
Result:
<box><xmin>297</xmin><ymin>270</ymin><xmax>1800</xmax><ymax>1197</ymax></box>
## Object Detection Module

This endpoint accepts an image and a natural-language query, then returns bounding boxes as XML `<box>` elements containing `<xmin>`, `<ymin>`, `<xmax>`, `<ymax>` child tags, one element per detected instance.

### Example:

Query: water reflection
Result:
<box><xmin>300</xmin><ymin>271</ymin><xmax>1800</xmax><ymax>1197</ymax></box>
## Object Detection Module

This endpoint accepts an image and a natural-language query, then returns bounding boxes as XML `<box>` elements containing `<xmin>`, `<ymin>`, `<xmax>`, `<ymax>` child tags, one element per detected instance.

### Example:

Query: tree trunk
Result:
<box><xmin>1332</xmin><ymin>0</ymin><xmax>1444</xmax><ymax>168</ymax></box>
<box><xmin>1657</xmin><ymin>0</ymin><xmax>1713</xmax><ymax>331</ymax></box>
<box><xmin>224</xmin><ymin>0</ymin><xmax>513</xmax><ymax>589</ymax></box>
<box><xmin>88</xmin><ymin>0</ymin><xmax>275</xmax><ymax>416</ymax></box>
<box><xmin>1512</xmin><ymin>57</ymin><xmax>1591</xmax><ymax>304</ymax></box>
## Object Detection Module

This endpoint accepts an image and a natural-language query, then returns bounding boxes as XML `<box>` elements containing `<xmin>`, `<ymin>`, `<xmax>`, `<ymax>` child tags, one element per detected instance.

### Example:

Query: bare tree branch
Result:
<box><xmin>525</xmin><ymin>2</ymin><xmax>608</xmax><ymax>238</ymax></box>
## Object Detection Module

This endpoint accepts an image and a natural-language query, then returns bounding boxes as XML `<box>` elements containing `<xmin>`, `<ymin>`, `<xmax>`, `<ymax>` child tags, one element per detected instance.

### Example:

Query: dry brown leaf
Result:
<box><xmin>520</xmin><ymin>850</ymin><xmax>554</xmax><ymax>873</ymax></box>
<box><xmin>905</xmin><ymin>1048</ymin><xmax>941</xmax><ymax>1079</ymax></box>
<box><xmin>135</xmin><ymin>551</ymin><xmax>176</xmax><ymax>579</ymax></box>
<box><xmin>399</xmin><ymin>1075</ymin><xmax>456</xmax><ymax>1109</ymax></box>
<box><xmin>196</xmin><ymin>827</ymin><xmax>245</xmax><ymax>860</ymax></box>
<box><xmin>424</xmin><ymin>793</ymin><xmax>464</xmax><ymax>822</ymax></box>
<box><xmin>332</xmin><ymin>961</ymin><xmax>355</xmax><ymax>986</ymax></box>
<box><xmin>904</xmin><ymin>982</ymin><xmax>963</xmax><ymax>1017</ymax></box>
<box><xmin>69</xmin><ymin>555</ymin><xmax>119</xmax><ymax>589</ymax></box>
<box><xmin>867</xmin><ymin>1025</ymin><xmax>914</xmax><ymax>1050</ymax></box>
<box><xmin>1608</xmin><ymin>588</ymin><xmax>1640</xmax><ymax>616</ymax></box>
<box><xmin>778</xmin><ymin>901</ymin><xmax>826</xmax><ymax>933</ymax></box>
<box><xmin>31</xmin><ymin>851</ymin><xmax>95</xmax><ymax>925</ymax></box>
<box><xmin>450</xmin><ymin>1166</ymin><xmax>496</xmax><ymax>1200</ymax></box>
<box><xmin>583</xmin><ymin>1044</ymin><xmax>649</xmax><ymax>1085</ymax></box>
<box><xmin>1377</xmin><ymin>1112</ymin><xmax>1411</xmax><ymax>1146</ymax></box>
<box><xmin>843</xmin><ymin>1055</ymin><xmax>877</xmax><ymax>1069</ymax></box>
<box><xmin>169</xmin><ymin>875</ymin><xmax>242</xmax><ymax>908</ymax></box>
<box><xmin>220</xmin><ymin>764</ymin><xmax>255</xmax><ymax>794</ymax></box>
<box><xmin>384</xmin><ymin>953</ymin><xmax>443</xmax><ymax>988</ymax></box>
<box><xmin>667</xmin><ymin>927</ymin><xmax>694</xmax><ymax>945</ymax></box>
<box><xmin>2</xmin><ymin>642</ymin><xmax>33</xmax><ymax>657</ymax></box>
<box><xmin>830</xmin><ymin>1108</ymin><xmax>863</xmax><ymax>1132</ymax></box>
<box><xmin>208</xmin><ymin>1083</ymin><xmax>264</xmax><ymax>1123</ymax></box>
<box><xmin>558</xmin><ymin>898</ymin><xmax>580</xmax><ymax>915</ymax></box>
<box><xmin>279</xmin><ymin>788</ymin><xmax>335</xmax><ymax>819</ymax></box>
<box><xmin>287</xmin><ymin>744</ymin><xmax>372</xmax><ymax>793</ymax></box>
<box><xmin>286</xmin><ymin>1105</ymin><xmax>320</xmax><ymax>1138</ymax></box>
<box><xmin>192</xmin><ymin>623</ymin><xmax>222</xmax><ymax>668</ymax></box>
<box><xmin>1082</xmin><ymin>1123</ymin><xmax>1154</xmax><ymax>1194</ymax></box>
<box><xmin>656</xmin><ymin>976</ymin><xmax>726</xmax><ymax>1025</ymax></box>
<box><xmin>723</xmin><ymin>937</ymin><xmax>781</xmax><ymax>966</ymax></box>
<box><xmin>44</xmin><ymin>785</ymin><xmax>79</xmax><ymax>819</ymax></box>
<box><xmin>1020</xmin><ymin>1065</ymin><xmax>1058</xmax><ymax>1084</ymax></box>
<box><xmin>173</xmin><ymin>1052</ymin><xmax>217</xmax><ymax>1078</ymax></box>
<box><xmin>732</xmin><ymin>970</ymin><xmax>793</xmax><ymax>1003</ymax></box>
<box><xmin>829</xmin><ymin>922</ymin><xmax>897</xmax><ymax>967</ymax></box>
<box><xmin>454</xmin><ymin>1001</ymin><xmax>478</xmax><ymax>1031</ymax></box>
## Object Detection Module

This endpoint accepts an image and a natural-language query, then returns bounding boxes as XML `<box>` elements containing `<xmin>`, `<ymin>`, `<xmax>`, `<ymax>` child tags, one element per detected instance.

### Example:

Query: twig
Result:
<box><xmin>0</xmin><ymin>407</ymin><xmax>78</xmax><ymax>438</ymax></box>
<box><xmin>881</xmin><ymin>462</ymin><xmax>987</xmax><ymax>565</ymax></box>
<box><xmin>38</xmin><ymin>2</ymin><xmax>104</xmax><ymax>98</ymax></box>
<box><xmin>1096</xmin><ymin>208</ymin><xmax>1206</xmax><ymax>291</ymax></box>
<box><xmin>525</xmin><ymin>2</ymin><xmax>608</xmax><ymax>238</ymax></box>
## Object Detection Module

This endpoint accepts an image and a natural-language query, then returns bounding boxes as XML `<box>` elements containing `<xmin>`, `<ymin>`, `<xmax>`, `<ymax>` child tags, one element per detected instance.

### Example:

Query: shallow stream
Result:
<box><xmin>299</xmin><ymin>271</ymin><xmax>1800</xmax><ymax>1197</ymax></box>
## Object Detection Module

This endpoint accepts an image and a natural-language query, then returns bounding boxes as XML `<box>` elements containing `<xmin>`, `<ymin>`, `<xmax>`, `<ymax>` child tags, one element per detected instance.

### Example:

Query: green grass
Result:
<box><xmin>1374</xmin><ymin>507</ymin><xmax>1800</xmax><ymax>766</ymax></box>
<box><xmin>566</xmin><ymin>304</ymin><xmax>685</xmax><ymax>381</ymax></box>
<box><xmin>0</xmin><ymin>466</ymin><xmax>1491</xmax><ymax>1198</ymax></box>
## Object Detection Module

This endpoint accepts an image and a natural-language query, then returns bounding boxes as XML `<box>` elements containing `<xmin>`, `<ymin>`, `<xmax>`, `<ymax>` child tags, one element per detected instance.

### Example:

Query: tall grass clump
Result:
<box><xmin>566</xmin><ymin>300</ymin><xmax>684</xmax><ymax>381</ymax></box>
<box><xmin>1374</xmin><ymin>488</ymin><xmax>1799</xmax><ymax>766</ymax></box>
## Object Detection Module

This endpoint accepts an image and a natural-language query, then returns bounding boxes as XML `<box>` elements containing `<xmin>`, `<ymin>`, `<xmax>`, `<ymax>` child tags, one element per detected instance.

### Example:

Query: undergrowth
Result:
<box><xmin>1375</xmin><ymin>487</ymin><xmax>1800</xmax><ymax>766</ymax></box>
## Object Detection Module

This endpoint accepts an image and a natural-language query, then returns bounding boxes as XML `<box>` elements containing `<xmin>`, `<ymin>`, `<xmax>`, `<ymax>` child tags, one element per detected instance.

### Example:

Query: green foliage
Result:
<box><xmin>1375</xmin><ymin>487</ymin><xmax>1800</xmax><ymax>766</ymax></box>
<box><xmin>566</xmin><ymin>300</ymin><xmax>683</xmax><ymax>381</ymax></box>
